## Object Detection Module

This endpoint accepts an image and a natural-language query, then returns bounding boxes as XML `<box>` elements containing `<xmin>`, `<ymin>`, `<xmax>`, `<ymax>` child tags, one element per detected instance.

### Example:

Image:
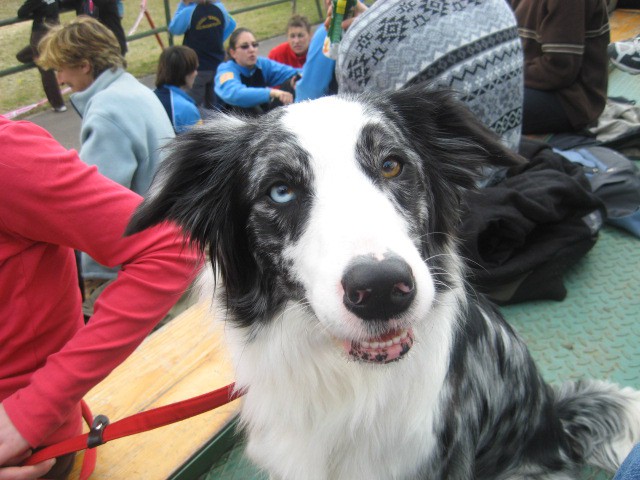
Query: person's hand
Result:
<box><xmin>270</xmin><ymin>89</ymin><xmax>294</xmax><ymax>105</ymax></box>
<box><xmin>342</xmin><ymin>1</ymin><xmax>367</xmax><ymax>30</ymax></box>
<box><xmin>324</xmin><ymin>1</ymin><xmax>368</xmax><ymax>30</ymax></box>
<box><xmin>289</xmin><ymin>74</ymin><xmax>301</xmax><ymax>90</ymax></box>
<box><xmin>0</xmin><ymin>461</ymin><xmax>55</xmax><ymax>480</ymax></box>
<box><xmin>0</xmin><ymin>404</ymin><xmax>55</xmax><ymax>480</ymax></box>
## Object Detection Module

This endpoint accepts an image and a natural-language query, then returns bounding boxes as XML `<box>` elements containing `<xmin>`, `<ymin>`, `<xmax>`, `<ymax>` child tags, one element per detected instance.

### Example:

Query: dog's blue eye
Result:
<box><xmin>269</xmin><ymin>183</ymin><xmax>297</xmax><ymax>203</ymax></box>
<box><xmin>382</xmin><ymin>158</ymin><xmax>403</xmax><ymax>178</ymax></box>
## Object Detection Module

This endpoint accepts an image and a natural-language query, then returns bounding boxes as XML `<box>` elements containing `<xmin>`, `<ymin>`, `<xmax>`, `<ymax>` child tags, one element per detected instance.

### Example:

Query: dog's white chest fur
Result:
<box><xmin>226</xmin><ymin>296</ymin><xmax>458</xmax><ymax>480</ymax></box>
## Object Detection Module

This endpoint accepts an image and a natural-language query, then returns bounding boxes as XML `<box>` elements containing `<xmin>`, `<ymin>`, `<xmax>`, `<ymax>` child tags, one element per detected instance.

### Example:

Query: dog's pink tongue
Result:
<box><xmin>345</xmin><ymin>328</ymin><xmax>414</xmax><ymax>364</ymax></box>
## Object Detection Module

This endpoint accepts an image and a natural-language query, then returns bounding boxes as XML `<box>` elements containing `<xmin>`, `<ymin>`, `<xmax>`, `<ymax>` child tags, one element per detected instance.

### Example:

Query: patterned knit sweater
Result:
<box><xmin>336</xmin><ymin>0</ymin><xmax>524</xmax><ymax>151</ymax></box>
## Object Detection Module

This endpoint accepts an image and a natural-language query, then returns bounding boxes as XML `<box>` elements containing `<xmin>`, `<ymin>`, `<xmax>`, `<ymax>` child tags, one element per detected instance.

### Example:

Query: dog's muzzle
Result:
<box><xmin>340</xmin><ymin>254</ymin><xmax>416</xmax><ymax>364</ymax></box>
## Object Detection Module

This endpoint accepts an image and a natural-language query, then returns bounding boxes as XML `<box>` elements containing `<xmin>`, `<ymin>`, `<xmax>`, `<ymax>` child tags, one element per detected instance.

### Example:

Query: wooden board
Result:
<box><xmin>67</xmin><ymin>302</ymin><xmax>240</xmax><ymax>479</ymax></box>
<box><xmin>609</xmin><ymin>8</ymin><xmax>640</xmax><ymax>42</ymax></box>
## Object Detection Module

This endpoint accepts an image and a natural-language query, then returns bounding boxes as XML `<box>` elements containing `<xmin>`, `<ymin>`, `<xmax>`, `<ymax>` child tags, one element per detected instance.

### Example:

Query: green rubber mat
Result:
<box><xmin>198</xmin><ymin>225</ymin><xmax>640</xmax><ymax>480</ymax></box>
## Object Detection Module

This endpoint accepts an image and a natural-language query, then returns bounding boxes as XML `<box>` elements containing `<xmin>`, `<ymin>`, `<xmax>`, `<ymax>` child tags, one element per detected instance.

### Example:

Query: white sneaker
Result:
<box><xmin>608</xmin><ymin>35</ymin><xmax>640</xmax><ymax>75</ymax></box>
<box><xmin>53</xmin><ymin>105</ymin><xmax>68</xmax><ymax>113</ymax></box>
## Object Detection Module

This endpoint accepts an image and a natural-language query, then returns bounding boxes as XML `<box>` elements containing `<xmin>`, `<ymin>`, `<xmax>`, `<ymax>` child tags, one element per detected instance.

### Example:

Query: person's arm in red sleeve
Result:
<box><xmin>0</xmin><ymin>118</ymin><xmax>202</xmax><ymax>452</ymax></box>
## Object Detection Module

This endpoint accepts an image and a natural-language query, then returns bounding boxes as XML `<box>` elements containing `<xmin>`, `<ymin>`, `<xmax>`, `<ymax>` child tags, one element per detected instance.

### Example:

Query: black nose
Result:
<box><xmin>341</xmin><ymin>254</ymin><xmax>416</xmax><ymax>321</ymax></box>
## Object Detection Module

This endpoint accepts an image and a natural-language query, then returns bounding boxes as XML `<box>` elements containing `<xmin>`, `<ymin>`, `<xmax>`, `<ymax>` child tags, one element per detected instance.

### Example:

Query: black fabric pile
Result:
<box><xmin>460</xmin><ymin>139</ymin><xmax>605</xmax><ymax>305</ymax></box>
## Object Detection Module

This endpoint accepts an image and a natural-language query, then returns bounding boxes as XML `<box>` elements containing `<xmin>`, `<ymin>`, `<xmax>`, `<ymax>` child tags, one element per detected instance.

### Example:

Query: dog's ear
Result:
<box><xmin>387</xmin><ymin>83</ymin><xmax>525</xmax><ymax>190</ymax></box>
<box><xmin>126</xmin><ymin>115</ymin><xmax>258</xmax><ymax>298</ymax></box>
<box><xmin>385</xmin><ymin>84</ymin><xmax>526</xmax><ymax>241</ymax></box>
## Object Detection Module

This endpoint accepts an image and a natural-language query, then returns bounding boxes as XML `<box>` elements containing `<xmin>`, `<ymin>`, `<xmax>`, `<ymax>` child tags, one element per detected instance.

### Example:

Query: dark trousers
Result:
<box><xmin>93</xmin><ymin>0</ymin><xmax>127</xmax><ymax>55</ymax></box>
<box><xmin>16</xmin><ymin>30</ymin><xmax>65</xmax><ymax>110</ymax></box>
<box><xmin>522</xmin><ymin>87</ymin><xmax>574</xmax><ymax>134</ymax></box>
<box><xmin>188</xmin><ymin>69</ymin><xmax>217</xmax><ymax>110</ymax></box>
<box><xmin>64</xmin><ymin>0</ymin><xmax>127</xmax><ymax>55</ymax></box>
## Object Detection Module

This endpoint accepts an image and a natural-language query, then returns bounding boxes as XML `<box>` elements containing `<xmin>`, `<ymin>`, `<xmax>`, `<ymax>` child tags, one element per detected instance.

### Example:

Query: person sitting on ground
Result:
<box><xmin>37</xmin><ymin>16</ymin><xmax>176</xmax><ymax>292</ymax></box>
<box><xmin>268</xmin><ymin>14</ymin><xmax>312</xmax><ymax>68</ymax></box>
<box><xmin>215</xmin><ymin>27</ymin><xmax>301</xmax><ymax>115</ymax></box>
<box><xmin>168</xmin><ymin>0</ymin><xmax>236</xmax><ymax>110</ymax></box>
<box><xmin>0</xmin><ymin>116</ymin><xmax>200</xmax><ymax>480</ymax></box>
<box><xmin>508</xmin><ymin>0</ymin><xmax>610</xmax><ymax>135</ymax></box>
<box><xmin>336</xmin><ymin>0</ymin><xmax>524</xmax><ymax>152</ymax></box>
<box><xmin>154</xmin><ymin>45</ymin><xmax>202</xmax><ymax>134</ymax></box>
<box><xmin>16</xmin><ymin>0</ymin><xmax>67</xmax><ymax>113</ymax></box>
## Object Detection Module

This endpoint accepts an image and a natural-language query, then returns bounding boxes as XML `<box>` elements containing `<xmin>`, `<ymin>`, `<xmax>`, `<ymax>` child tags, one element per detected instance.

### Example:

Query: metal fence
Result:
<box><xmin>0</xmin><ymin>0</ymin><xmax>323</xmax><ymax>79</ymax></box>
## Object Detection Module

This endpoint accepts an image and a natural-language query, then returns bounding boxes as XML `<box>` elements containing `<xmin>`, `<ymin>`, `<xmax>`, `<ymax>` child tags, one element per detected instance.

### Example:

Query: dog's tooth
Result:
<box><xmin>385</xmin><ymin>340</ymin><xmax>393</xmax><ymax>347</ymax></box>
<box><xmin>400</xmin><ymin>330</ymin><xmax>408</xmax><ymax>340</ymax></box>
<box><xmin>370</xmin><ymin>341</ymin><xmax>379</xmax><ymax>348</ymax></box>
<box><xmin>392</xmin><ymin>337</ymin><xmax>401</xmax><ymax>345</ymax></box>
<box><xmin>361</xmin><ymin>341</ymin><xmax>370</xmax><ymax>348</ymax></box>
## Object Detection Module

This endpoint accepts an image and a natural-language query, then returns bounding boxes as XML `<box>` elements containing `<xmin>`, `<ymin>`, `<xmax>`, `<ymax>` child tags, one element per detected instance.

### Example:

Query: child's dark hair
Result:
<box><xmin>155</xmin><ymin>45</ymin><xmax>199</xmax><ymax>88</ymax></box>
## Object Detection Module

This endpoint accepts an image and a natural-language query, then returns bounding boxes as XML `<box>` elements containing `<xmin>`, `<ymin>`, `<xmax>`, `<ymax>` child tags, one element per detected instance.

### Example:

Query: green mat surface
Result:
<box><xmin>200</xmin><ymin>224</ymin><xmax>639</xmax><ymax>480</ymax></box>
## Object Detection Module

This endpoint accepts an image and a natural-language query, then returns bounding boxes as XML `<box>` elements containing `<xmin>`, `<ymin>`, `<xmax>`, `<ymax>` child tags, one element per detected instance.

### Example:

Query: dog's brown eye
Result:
<box><xmin>381</xmin><ymin>158</ymin><xmax>403</xmax><ymax>178</ymax></box>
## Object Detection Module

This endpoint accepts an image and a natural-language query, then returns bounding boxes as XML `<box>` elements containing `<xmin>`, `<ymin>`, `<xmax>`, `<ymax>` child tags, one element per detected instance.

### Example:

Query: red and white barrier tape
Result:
<box><xmin>129</xmin><ymin>0</ymin><xmax>148</xmax><ymax>36</ymax></box>
<box><xmin>2</xmin><ymin>86</ymin><xmax>72</xmax><ymax>120</ymax></box>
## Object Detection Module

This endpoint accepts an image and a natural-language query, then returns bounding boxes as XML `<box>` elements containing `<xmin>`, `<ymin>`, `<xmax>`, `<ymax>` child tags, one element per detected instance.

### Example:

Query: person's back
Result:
<box><xmin>38</xmin><ymin>16</ymin><xmax>175</xmax><ymax>282</ymax></box>
<box><xmin>38</xmin><ymin>16</ymin><xmax>174</xmax><ymax>197</ymax></box>
<box><xmin>337</xmin><ymin>0</ymin><xmax>524</xmax><ymax>151</ymax></box>
<box><xmin>168</xmin><ymin>0</ymin><xmax>236</xmax><ymax>109</ymax></box>
<box><xmin>71</xmin><ymin>69</ymin><xmax>175</xmax><ymax>194</ymax></box>
<box><xmin>509</xmin><ymin>0</ymin><xmax>610</xmax><ymax>134</ymax></box>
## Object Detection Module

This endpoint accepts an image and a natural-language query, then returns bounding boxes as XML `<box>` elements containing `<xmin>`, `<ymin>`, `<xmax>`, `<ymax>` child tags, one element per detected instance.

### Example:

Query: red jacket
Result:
<box><xmin>268</xmin><ymin>41</ymin><xmax>307</xmax><ymax>68</ymax></box>
<box><xmin>0</xmin><ymin>117</ymin><xmax>201</xmax><ymax>448</ymax></box>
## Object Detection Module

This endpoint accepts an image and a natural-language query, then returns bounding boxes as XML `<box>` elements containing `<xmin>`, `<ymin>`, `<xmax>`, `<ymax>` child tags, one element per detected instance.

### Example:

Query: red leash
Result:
<box><xmin>24</xmin><ymin>383</ymin><xmax>242</xmax><ymax>477</ymax></box>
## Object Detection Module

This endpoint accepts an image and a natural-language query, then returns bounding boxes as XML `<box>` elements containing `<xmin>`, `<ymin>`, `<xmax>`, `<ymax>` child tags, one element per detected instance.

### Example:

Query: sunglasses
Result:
<box><xmin>237</xmin><ymin>42</ymin><xmax>259</xmax><ymax>50</ymax></box>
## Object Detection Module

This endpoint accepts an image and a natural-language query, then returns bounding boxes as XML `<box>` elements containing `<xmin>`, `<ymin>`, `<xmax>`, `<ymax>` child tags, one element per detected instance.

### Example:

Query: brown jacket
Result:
<box><xmin>509</xmin><ymin>0</ymin><xmax>610</xmax><ymax>129</ymax></box>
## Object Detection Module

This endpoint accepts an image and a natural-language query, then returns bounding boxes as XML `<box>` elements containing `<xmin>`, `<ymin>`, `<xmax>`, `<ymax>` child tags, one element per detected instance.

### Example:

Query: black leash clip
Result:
<box><xmin>87</xmin><ymin>414</ymin><xmax>110</xmax><ymax>449</ymax></box>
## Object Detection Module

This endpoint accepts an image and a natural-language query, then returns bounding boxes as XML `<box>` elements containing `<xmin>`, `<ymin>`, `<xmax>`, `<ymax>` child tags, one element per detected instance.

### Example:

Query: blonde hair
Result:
<box><xmin>38</xmin><ymin>16</ymin><xmax>125</xmax><ymax>77</ymax></box>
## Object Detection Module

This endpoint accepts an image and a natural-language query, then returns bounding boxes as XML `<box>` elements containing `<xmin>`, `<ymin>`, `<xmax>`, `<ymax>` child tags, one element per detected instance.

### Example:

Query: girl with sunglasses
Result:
<box><xmin>215</xmin><ymin>28</ymin><xmax>301</xmax><ymax>115</ymax></box>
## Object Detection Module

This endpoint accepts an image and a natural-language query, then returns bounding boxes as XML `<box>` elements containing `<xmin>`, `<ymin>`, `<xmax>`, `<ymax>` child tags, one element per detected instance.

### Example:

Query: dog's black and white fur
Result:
<box><xmin>127</xmin><ymin>85</ymin><xmax>640</xmax><ymax>479</ymax></box>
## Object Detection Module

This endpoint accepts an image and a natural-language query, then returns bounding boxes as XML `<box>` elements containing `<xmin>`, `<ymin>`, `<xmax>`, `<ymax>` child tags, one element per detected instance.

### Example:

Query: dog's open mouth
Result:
<box><xmin>345</xmin><ymin>328</ymin><xmax>414</xmax><ymax>364</ymax></box>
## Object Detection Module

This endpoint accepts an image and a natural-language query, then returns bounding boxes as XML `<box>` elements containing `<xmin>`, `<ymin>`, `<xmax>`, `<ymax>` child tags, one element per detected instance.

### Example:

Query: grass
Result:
<box><xmin>0</xmin><ymin>0</ymin><xmax>325</xmax><ymax>117</ymax></box>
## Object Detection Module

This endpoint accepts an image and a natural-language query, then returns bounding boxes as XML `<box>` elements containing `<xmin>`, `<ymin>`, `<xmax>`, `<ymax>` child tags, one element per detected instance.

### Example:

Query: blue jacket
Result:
<box><xmin>168</xmin><ymin>1</ymin><xmax>235</xmax><ymax>71</ymax></box>
<box><xmin>155</xmin><ymin>84</ymin><xmax>202</xmax><ymax>134</ymax></box>
<box><xmin>71</xmin><ymin>68</ymin><xmax>175</xmax><ymax>279</ymax></box>
<box><xmin>215</xmin><ymin>57</ymin><xmax>300</xmax><ymax>108</ymax></box>
<box><xmin>615</xmin><ymin>443</ymin><xmax>640</xmax><ymax>479</ymax></box>
<box><xmin>295</xmin><ymin>26</ymin><xmax>336</xmax><ymax>102</ymax></box>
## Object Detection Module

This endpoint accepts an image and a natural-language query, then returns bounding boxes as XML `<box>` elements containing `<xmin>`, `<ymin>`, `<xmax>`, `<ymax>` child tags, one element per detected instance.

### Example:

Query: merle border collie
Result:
<box><xmin>127</xmin><ymin>85</ymin><xmax>640</xmax><ymax>479</ymax></box>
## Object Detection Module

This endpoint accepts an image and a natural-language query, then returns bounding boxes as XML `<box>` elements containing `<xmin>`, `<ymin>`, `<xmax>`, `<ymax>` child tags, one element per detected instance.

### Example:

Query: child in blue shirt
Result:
<box><xmin>154</xmin><ymin>45</ymin><xmax>202</xmax><ymax>134</ymax></box>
